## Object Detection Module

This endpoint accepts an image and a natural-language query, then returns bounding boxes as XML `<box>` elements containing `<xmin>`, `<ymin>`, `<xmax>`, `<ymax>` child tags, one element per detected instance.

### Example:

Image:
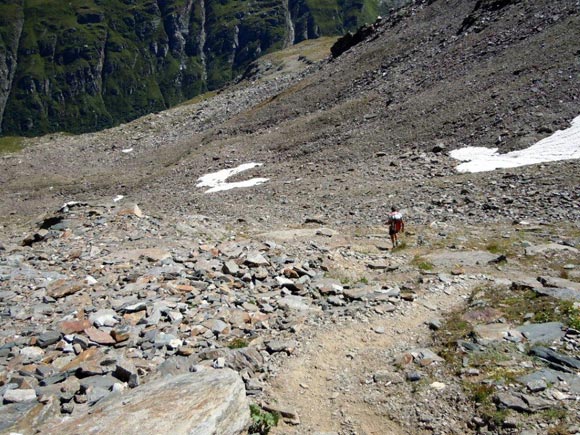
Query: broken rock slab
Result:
<box><xmin>531</xmin><ymin>287</ymin><xmax>580</xmax><ymax>301</ymax></box>
<box><xmin>537</xmin><ymin>275</ymin><xmax>580</xmax><ymax>291</ymax></box>
<box><xmin>41</xmin><ymin>368</ymin><xmax>250</xmax><ymax>435</ymax></box>
<box><xmin>517</xmin><ymin>368</ymin><xmax>580</xmax><ymax>394</ymax></box>
<box><xmin>517</xmin><ymin>322</ymin><xmax>565</xmax><ymax>345</ymax></box>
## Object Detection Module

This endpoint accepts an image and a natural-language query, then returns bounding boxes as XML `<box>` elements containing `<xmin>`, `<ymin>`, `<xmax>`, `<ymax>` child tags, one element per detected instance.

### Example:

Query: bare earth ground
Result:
<box><xmin>267</xmin><ymin>287</ymin><xmax>467</xmax><ymax>435</ymax></box>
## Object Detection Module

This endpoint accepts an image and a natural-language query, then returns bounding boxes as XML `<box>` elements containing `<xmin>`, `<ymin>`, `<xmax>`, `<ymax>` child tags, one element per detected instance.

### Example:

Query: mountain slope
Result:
<box><xmin>0</xmin><ymin>0</ymin><xmax>578</xmax><ymax>230</ymax></box>
<box><xmin>0</xmin><ymin>0</ymin><xmax>391</xmax><ymax>137</ymax></box>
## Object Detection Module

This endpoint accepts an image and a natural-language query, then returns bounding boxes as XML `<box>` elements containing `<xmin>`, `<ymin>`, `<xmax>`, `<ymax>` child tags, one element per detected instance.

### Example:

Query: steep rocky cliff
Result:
<box><xmin>0</xmin><ymin>0</ymin><xmax>393</xmax><ymax>136</ymax></box>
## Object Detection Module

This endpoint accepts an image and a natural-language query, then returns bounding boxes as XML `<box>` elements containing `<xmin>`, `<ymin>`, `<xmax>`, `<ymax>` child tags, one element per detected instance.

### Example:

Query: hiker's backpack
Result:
<box><xmin>390</xmin><ymin>212</ymin><xmax>403</xmax><ymax>232</ymax></box>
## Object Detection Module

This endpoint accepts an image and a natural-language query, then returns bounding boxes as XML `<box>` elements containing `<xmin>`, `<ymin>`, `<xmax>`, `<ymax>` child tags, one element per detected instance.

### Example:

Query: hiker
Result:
<box><xmin>386</xmin><ymin>206</ymin><xmax>404</xmax><ymax>248</ymax></box>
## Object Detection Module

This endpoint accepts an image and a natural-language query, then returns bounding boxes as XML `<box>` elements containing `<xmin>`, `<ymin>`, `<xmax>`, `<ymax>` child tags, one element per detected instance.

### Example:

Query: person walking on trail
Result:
<box><xmin>386</xmin><ymin>206</ymin><xmax>404</xmax><ymax>248</ymax></box>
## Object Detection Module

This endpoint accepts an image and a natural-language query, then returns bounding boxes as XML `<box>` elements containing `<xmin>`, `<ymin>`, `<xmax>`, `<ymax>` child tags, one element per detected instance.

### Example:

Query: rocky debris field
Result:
<box><xmin>0</xmin><ymin>0</ymin><xmax>579</xmax><ymax>434</ymax></box>
<box><xmin>0</xmin><ymin>200</ymin><xmax>579</xmax><ymax>434</ymax></box>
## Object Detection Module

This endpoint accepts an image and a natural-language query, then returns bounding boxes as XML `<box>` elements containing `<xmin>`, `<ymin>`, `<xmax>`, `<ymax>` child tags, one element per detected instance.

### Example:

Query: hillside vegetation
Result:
<box><xmin>0</xmin><ymin>0</ymin><xmax>397</xmax><ymax>136</ymax></box>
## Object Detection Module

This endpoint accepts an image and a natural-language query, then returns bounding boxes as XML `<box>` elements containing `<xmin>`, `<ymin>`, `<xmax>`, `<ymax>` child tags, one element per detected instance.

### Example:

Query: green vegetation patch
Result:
<box><xmin>0</xmin><ymin>136</ymin><xmax>24</xmax><ymax>154</ymax></box>
<box><xmin>249</xmin><ymin>404</ymin><xmax>279</xmax><ymax>435</ymax></box>
<box><xmin>412</xmin><ymin>255</ymin><xmax>434</xmax><ymax>271</ymax></box>
<box><xmin>471</xmin><ymin>286</ymin><xmax>580</xmax><ymax>327</ymax></box>
<box><xmin>227</xmin><ymin>338</ymin><xmax>249</xmax><ymax>349</ymax></box>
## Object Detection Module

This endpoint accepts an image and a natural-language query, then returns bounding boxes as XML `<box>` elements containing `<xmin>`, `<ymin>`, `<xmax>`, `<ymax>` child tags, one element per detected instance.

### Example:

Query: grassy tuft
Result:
<box><xmin>412</xmin><ymin>255</ymin><xmax>434</xmax><ymax>271</ymax></box>
<box><xmin>228</xmin><ymin>338</ymin><xmax>249</xmax><ymax>349</ymax></box>
<box><xmin>0</xmin><ymin>136</ymin><xmax>24</xmax><ymax>154</ymax></box>
<box><xmin>249</xmin><ymin>404</ymin><xmax>279</xmax><ymax>435</ymax></box>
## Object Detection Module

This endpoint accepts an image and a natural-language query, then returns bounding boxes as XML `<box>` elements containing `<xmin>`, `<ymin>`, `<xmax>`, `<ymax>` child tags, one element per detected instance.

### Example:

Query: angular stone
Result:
<box><xmin>327</xmin><ymin>296</ymin><xmax>345</xmax><ymax>306</ymax></box>
<box><xmin>79</xmin><ymin>374</ymin><xmax>118</xmax><ymax>393</ymax></box>
<box><xmin>520</xmin><ymin>394</ymin><xmax>552</xmax><ymax>412</ymax></box>
<box><xmin>409</xmin><ymin>348</ymin><xmax>444</xmax><ymax>365</ymax></box>
<box><xmin>266</xmin><ymin>340</ymin><xmax>297</xmax><ymax>354</ymax></box>
<box><xmin>277</xmin><ymin>296</ymin><xmax>320</xmax><ymax>312</ymax></box>
<box><xmin>517</xmin><ymin>322</ymin><xmax>565</xmax><ymax>345</ymax></box>
<box><xmin>223</xmin><ymin>260</ymin><xmax>240</xmax><ymax>276</ymax></box>
<box><xmin>0</xmin><ymin>401</ymin><xmax>42</xmax><ymax>434</ymax></box>
<box><xmin>343</xmin><ymin>286</ymin><xmax>375</xmax><ymax>301</ymax></box>
<box><xmin>114</xmin><ymin>358</ymin><xmax>139</xmax><ymax>388</ymax></box>
<box><xmin>244</xmin><ymin>252</ymin><xmax>269</xmax><ymax>267</ymax></box>
<box><xmin>41</xmin><ymin>368</ymin><xmax>250</xmax><ymax>435</ymax></box>
<box><xmin>532</xmin><ymin>287</ymin><xmax>580</xmax><ymax>301</ymax></box>
<box><xmin>495</xmin><ymin>393</ymin><xmax>530</xmax><ymax>413</ymax></box>
<box><xmin>538</xmin><ymin>276</ymin><xmax>580</xmax><ymax>291</ymax></box>
<box><xmin>87</xmin><ymin>386</ymin><xmax>110</xmax><ymax>406</ymax></box>
<box><xmin>530</xmin><ymin>346</ymin><xmax>580</xmax><ymax>371</ymax></box>
<box><xmin>61</xmin><ymin>348</ymin><xmax>105</xmax><ymax>373</ymax></box>
<box><xmin>89</xmin><ymin>309</ymin><xmax>119</xmax><ymax>327</ymax></box>
<box><xmin>104</xmin><ymin>248</ymin><xmax>171</xmax><ymax>264</ymax></box>
<box><xmin>525</xmin><ymin>243</ymin><xmax>578</xmax><ymax>256</ymax></box>
<box><xmin>47</xmin><ymin>279</ymin><xmax>84</xmax><ymax>299</ymax></box>
<box><xmin>59</xmin><ymin>319</ymin><xmax>91</xmax><ymax>335</ymax></box>
<box><xmin>313</xmin><ymin>279</ymin><xmax>343</xmax><ymax>295</ymax></box>
<box><xmin>203</xmin><ymin>319</ymin><xmax>230</xmax><ymax>336</ymax></box>
<box><xmin>525</xmin><ymin>379</ymin><xmax>547</xmax><ymax>393</ymax></box>
<box><xmin>36</xmin><ymin>331</ymin><xmax>61</xmax><ymax>348</ymax></box>
<box><xmin>474</xmin><ymin>323</ymin><xmax>512</xmax><ymax>342</ymax></box>
<box><xmin>19</xmin><ymin>346</ymin><xmax>45</xmax><ymax>364</ymax></box>
<box><xmin>518</xmin><ymin>368</ymin><xmax>580</xmax><ymax>394</ymax></box>
<box><xmin>120</xmin><ymin>301</ymin><xmax>148</xmax><ymax>313</ymax></box>
<box><xmin>3</xmin><ymin>389</ymin><xmax>37</xmax><ymax>403</ymax></box>
<box><xmin>116</xmin><ymin>203</ymin><xmax>143</xmax><ymax>218</ymax></box>
<box><xmin>84</xmin><ymin>327</ymin><xmax>116</xmax><ymax>345</ymax></box>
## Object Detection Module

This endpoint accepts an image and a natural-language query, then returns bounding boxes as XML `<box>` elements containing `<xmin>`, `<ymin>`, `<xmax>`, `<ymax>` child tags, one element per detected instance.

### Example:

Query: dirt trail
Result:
<box><xmin>266</xmin><ymin>276</ymin><xmax>474</xmax><ymax>435</ymax></box>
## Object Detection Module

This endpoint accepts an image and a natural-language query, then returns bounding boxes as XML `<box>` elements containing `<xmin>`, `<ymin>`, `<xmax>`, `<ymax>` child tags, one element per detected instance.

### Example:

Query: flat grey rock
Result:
<box><xmin>517</xmin><ymin>322</ymin><xmax>565</xmax><ymax>345</ymax></box>
<box><xmin>278</xmin><ymin>295</ymin><xmax>320</xmax><ymax>312</ymax></box>
<box><xmin>36</xmin><ymin>331</ymin><xmax>61</xmax><ymax>348</ymax></box>
<box><xmin>517</xmin><ymin>368</ymin><xmax>580</xmax><ymax>394</ymax></box>
<box><xmin>538</xmin><ymin>275</ymin><xmax>580</xmax><ymax>291</ymax></box>
<box><xmin>41</xmin><ymin>368</ymin><xmax>249</xmax><ymax>435</ymax></box>
<box><xmin>343</xmin><ymin>286</ymin><xmax>377</xmax><ymax>301</ymax></box>
<box><xmin>532</xmin><ymin>286</ymin><xmax>580</xmax><ymax>301</ymax></box>
<box><xmin>530</xmin><ymin>346</ymin><xmax>580</xmax><ymax>371</ymax></box>
<box><xmin>495</xmin><ymin>392</ymin><xmax>530</xmax><ymax>413</ymax></box>
<box><xmin>3</xmin><ymin>389</ymin><xmax>37</xmax><ymax>403</ymax></box>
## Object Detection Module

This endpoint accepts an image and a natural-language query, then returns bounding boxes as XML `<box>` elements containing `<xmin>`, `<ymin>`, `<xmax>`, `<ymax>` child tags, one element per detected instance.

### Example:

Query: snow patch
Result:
<box><xmin>121</xmin><ymin>148</ymin><xmax>133</xmax><ymax>154</ymax></box>
<box><xmin>450</xmin><ymin>115</ymin><xmax>580</xmax><ymax>173</ymax></box>
<box><xmin>197</xmin><ymin>162</ymin><xmax>269</xmax><ymax>193</ymax></box>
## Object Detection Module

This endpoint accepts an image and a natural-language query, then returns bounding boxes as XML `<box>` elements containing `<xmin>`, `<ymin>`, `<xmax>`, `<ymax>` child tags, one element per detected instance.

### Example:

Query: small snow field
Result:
<box><xmin>451</xmin><ymin>115</ymin><xmax>580</xmax><ymax>173</ymax></box>
<box><xmin>197</xmin><ymin>162</ymin><xmax>269</xmax><ymax>193</ymax></box>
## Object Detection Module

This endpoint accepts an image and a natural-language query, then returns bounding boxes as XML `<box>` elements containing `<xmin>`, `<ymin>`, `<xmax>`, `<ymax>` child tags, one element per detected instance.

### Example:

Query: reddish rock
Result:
<box><xmin>59</xmin><ymin>319</ymin><xmax>92</xmax><ymax>335</ymax></box>
<box><xmin>47</xmin><ymin>279</ymin><xmax>85</xmax><ymax>299</ymax></box>
<box><xmin>84</xmin><ymin>327</ymin><xmax>116</xmax><ymax>345</ymax></box>
<box><xmin>174</xmin><ymin>284</ymin><xmax>195</xmax><ymax>292</ymax></box>
<box><xmin>61</xmin><ymin>348</ymin><xmax>103</xmax><ymax>372</ymax></box>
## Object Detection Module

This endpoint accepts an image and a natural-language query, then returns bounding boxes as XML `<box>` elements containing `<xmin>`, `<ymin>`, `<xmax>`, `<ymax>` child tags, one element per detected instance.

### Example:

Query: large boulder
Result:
<box><xmin>41</xmin><ymin>368</ymin><xmax>250</xmax><ymax>435</ymax></box>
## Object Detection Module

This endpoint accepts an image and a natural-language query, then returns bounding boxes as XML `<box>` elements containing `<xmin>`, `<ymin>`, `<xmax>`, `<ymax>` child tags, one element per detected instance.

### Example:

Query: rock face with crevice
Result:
<box><xmin>0</xmin><ymin>0</ymin><xmax>393</xmax><ymax>136</ymax></box>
